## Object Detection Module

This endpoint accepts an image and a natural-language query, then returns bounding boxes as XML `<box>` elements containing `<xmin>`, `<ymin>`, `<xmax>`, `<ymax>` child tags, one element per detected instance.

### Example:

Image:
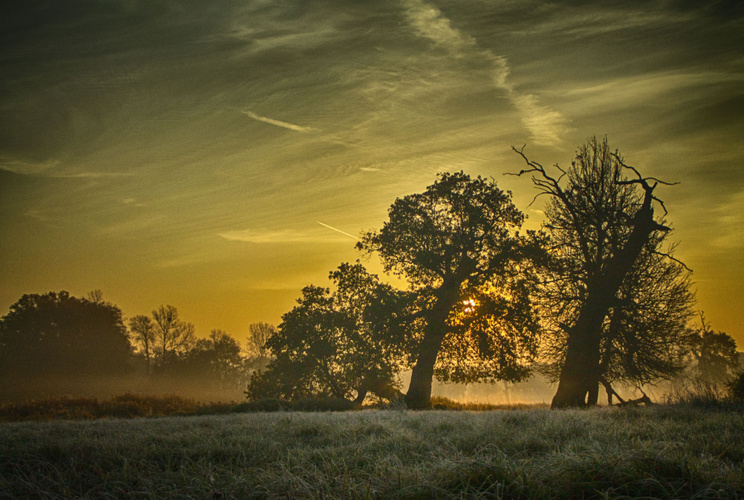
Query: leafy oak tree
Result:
<box><xmin>686</xmin><ymin>314</ymin><xmax>739</xmax><ymax>385</ymax></box>
<box><xmin>358</xmin><ymin>171</ymin><xmax>543</xmax><ymax>409</ymax></box>
<box><xmin>513</xmin><ymin>137</ymin><xmax>695</xmax><ymax>408</ymax></box>
<box><xmin>246</xmin><ymin>262</ymin><xmax>410</xmax><ymax>404</ymax></box>
<box><xmin>0</xmin><ymin>291</ymin><xmax>131</xmax><ymax>380</ymax></box>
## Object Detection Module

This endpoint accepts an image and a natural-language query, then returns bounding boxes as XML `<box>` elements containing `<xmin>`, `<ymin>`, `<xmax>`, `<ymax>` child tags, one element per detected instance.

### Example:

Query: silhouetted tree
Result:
<box><xmin>512</xmin><ymin>137</ymin><xmax>693</xmax><ymax>408</ymax></box>
<box><xmin>245</xmin><ymin>322</ymin><xmax>276</xmax><ymax>370</ymax></box>
<box><xmin>686</xmin><ymin>314</ymin><xmax>739</xmax><ymax>384</ymax></box>
<box><xmin>128</xmin><ymin>315</ymin><xmax>156</xmax><ymax>375</ymax></box>
<box><xmin>87</xmin><ymin>289</ymin><xmax>104</xmax><ymax>304</ymax></box>
<box><xmin>597</xmin><ymin>242</ymin><xmax>694</xmax><ymax>398</ymax></box>
<box><xmin>176</xmin><ymin>329</ymin><xmax>245</xmax><ymax>391</ymax></box>
<box><xmin>206</xmin><ymin>329</ymin><xmax>244</xmax><ymax>388</ymax></box>
<box><xmin>151</xmin><ymin>305</ymin><xmax>196</xmax><ymax>369</ymax></box>
<box><xmin>358</xmin><ymin>171</ymin><xmax>542</xmax><ymax>409</ymax></box>
<box><xmin>246</xmin><ymin>262</ymin><xmax>408</xmax><ymax>404</ymax></box>
<box><xmin>0</xmin><ymin>291</ymin><xmax>131</xmax><ymax>380</ymax></box>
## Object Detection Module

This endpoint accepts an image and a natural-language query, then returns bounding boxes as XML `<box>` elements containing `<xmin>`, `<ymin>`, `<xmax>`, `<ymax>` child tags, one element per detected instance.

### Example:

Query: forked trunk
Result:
<box><xmin>550</xmin><ymin>301</ymin><xmax>604</xmax><ymax>408</ymax></box>
<box><xmin>552</xmin><ymin>188</ymin><xmax>663</xmax><ymax>408</ymax></box>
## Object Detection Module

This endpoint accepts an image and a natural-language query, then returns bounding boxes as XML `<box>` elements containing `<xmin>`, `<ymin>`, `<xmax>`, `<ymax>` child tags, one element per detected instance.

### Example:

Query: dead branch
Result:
<box><xmin>599</xmin><ymin>376</ymin><xmax>625</xmax><ymax>405</ymax></box>
<box><xmin>618</xmin><ymin>389</ymin><xmax>653</xmax><ymax>406</ymax></box>
<box><xmin>611</xmin><ymin>153</ymin><xmax>679</xmax><ymax>187</ymax></box>
<box><xmin>651</xmin><ymin>250</ymin><xmax>693</xmax><ymax>272</ymax></box>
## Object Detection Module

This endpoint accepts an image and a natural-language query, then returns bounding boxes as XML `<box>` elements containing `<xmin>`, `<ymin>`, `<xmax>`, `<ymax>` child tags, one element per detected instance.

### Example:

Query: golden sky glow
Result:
<box><xmin>1</xmin><ymin>1</ymin><xmax>742</xmax><ymax>344</ymax></box>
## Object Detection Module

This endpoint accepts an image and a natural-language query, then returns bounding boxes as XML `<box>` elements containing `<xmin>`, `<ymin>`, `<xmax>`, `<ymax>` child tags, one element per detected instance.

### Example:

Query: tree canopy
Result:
<box><xmin>358</xmin><ymin>171</ymin><xmax>543</xmax><ymax>408</ymax></box>
<box><xmin>513</xmin><ymin>137</ymin><xmax>695</xmax><ymax>407</ymax></box>
<box><xmin>246</xmin><ymin>262</ymin><xmax>409</xmax><ymax>404</ymax></box>
<box><xmin>0</xmin><ymin>291</ymin><xmax>131</xmax><ymax>379</ymax></box>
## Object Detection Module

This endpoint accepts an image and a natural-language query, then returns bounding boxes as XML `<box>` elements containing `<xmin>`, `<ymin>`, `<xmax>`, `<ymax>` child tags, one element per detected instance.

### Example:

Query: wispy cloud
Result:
<box><xmin>219</xmin><ymin>225</ymin><xmax>354</xmax><ymax>244</ymax></box>
<box><xmin>0</xmin><ymin>159</ymin><xmax>60</xmax><ymax>176</ymax></box>
<box><xmin>122</xmin><ymin>198</ymin><xmax>145</xmax><ymax>207</ymax></box>
<box><xmin>241</xmin><ymin>110</ymin><xmax>316</xmax><ymax>133</ymax></box>
<box><xmin>402</xmin><ymin>0</ymin><xmax>570</xmax><ymax>146</ymax></box>
<box><xmin>51</xmin><ymin>172</ymin><xmax>134</xmax><ymax>179</ymax></box>
<box><xmin>220</xmin><ymin>229</ymin><xmax>310</xmax><ymax>244</ymax></box>
<box><xmin>710</xmin><ymin>191</ymin><xmax>744</xmax><ymax>249</ymax></box>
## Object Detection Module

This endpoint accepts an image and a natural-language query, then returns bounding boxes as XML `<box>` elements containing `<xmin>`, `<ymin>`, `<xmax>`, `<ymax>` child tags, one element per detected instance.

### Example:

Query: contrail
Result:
<box><xmin>317</xmin><ymin>221</ymin><xmax>359</xmax><ymax>240</ymax></box>
<box><xmin>241</xmin><ymin>110</ymin><xmax>315</xmax><ymax>133</ymax></box>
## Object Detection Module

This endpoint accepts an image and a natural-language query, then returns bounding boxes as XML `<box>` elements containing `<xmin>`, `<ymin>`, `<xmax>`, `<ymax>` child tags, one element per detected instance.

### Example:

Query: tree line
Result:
<box><xmin>246</xmin><ymin>137</ymin><xmax>741</xmax><ymax>409</ymax></box>
<box><xmin>0</xmin><ymin>289</ymin><xmax>276</xmax><ymax>401</ymax></box>
<box><xmin>0</xmin><ymin>137</ymin><xmax>740</xmax><ymax>407</ymax></box>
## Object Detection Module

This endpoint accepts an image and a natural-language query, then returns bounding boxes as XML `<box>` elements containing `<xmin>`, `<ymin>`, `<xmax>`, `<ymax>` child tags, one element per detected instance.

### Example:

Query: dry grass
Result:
<box><xmin>1</xmin><ymin>404</ymin><xmax>743</xmax><ymax>498</ymax></box>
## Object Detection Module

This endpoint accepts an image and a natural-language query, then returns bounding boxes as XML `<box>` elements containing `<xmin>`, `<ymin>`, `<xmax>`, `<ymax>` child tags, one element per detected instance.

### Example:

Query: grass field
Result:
<box><xmin>1</xmin><ymin>404</ymin><xmax>743</xmax><ymax>499</ymax></box>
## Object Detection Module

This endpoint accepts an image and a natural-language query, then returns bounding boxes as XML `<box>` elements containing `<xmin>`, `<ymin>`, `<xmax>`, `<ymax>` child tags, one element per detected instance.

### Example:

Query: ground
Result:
<box><xmin>1</xmin><ymin>405</ymin><xmax>743</xmax><ymax>498</ymax></box>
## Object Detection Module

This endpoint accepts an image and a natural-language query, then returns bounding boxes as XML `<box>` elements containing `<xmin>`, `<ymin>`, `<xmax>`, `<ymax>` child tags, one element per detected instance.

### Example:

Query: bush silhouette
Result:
<box><xmin>727</xmin><ymin>372</ymin><xmax>744</xmax><ymax>401</ymax></box>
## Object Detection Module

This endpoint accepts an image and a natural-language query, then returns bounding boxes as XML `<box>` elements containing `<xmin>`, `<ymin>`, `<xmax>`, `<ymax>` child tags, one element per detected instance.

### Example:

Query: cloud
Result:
<box><xmin>50</xmin><ymin>172</ymin><xmax>134</xmax><ymax>179</ymax></box>
<box><xmin>122</xmin><ymin>198</ymin><xmax>145</xmax><ymax>207</ymax></box>
<box><xmin>513</xmin><ymin>95</ymin><xmax>572</xmax><ymax>147</ymax></box>
<box><xmin>0</xmin><ymin>159</ymin><xmax>60</xmax><ymax>176</ymax></box>
<box><xmin>220</xmin><ymin>229</ymin><xmax>306</xmax><ymax>244</ymax></box>
<box><xmin>402</xmin><ymin>0</ymin><xmax>570</xmax><ymax>146</ymax></box>
<box><xmin>219</xmin><ymin>226</ymin><xmax>352</xmax><ymax>244</ymax></box>
<box><xmin>710</xmin><ymin>191</ymin><xmax>744</xmax><ymax>249</ymax></box>
<box><xmin>241</xmin><ymin>110</ymin><xmax>316</xmax><ymax>133</ymax></box>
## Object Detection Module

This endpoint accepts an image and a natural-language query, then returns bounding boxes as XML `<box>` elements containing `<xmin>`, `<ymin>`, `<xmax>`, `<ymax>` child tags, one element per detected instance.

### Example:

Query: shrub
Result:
<box><xmin>665</xmin><ymin>380</ymin><xmax>726</xmax><ymax>408</ymax></box>
<box><xmin>292</xmin><ymin>397</ymin><xmax>357</xmax><ymax>412</ymax></box>
<box><xmin>232</xmin><ymin>398</ymin><xmax>291</xmax><ymax>413</ymax></box>
<box><xmin>727</xmin><ymin>372</ymin><xmax>744</xmax><ymax>401</ymax></box>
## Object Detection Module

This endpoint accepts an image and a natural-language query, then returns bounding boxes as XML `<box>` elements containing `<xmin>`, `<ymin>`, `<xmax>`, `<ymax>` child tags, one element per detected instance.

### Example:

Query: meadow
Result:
<box><xmin>1</xmin><ymin>403</ymin><xmax>743</xmax><ymax>499</ymax></box>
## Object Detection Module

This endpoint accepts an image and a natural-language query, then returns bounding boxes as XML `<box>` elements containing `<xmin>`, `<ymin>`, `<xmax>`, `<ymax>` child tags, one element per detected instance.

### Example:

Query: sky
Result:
<box><xmin>1</xmin><ymin>0</ymin><xmax>743</xmax><ymax>347</ymax></box>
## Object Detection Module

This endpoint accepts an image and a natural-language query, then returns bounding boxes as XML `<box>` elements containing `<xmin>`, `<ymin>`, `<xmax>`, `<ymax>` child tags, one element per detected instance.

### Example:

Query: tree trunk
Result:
<box><xmin>405</xmin><ymin>332</ymin><xmax>444</xmax><ymax>409</ymax></box>
<box><xmin>552</xmin><ymin>188</ymin><xmax>664</xmax><ymax>408</ymax></box>
<box><xmin>405</xmin><ymin>280</ymin><xmax>461</xmax><ymax>410</ymax></box>
<box><xmin>550</xmin><ymin>300</ymin><xmax>604</xmax><ymax>408</ymax></box>
<box><xmin>352</xmin><ymin>388</ymin><xmax>368</xmax><ymax>406</ymax></box>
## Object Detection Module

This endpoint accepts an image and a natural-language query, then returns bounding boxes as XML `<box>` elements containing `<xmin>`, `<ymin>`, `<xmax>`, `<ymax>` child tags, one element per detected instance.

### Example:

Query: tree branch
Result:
<box><xmin>651</xmin><ymin>250</ymin><xmax>693</xmax><ymax>272</ymax></box>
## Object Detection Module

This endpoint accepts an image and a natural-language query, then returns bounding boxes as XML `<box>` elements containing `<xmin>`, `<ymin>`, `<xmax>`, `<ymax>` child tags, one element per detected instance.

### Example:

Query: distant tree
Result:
<box><xmin>245</xmin><ymin>322</ymin><xmax>276</xmax><ymax>370</ymax></box>
<box><xmin>686</xmin><ymin>314</ymin><xmax>739</xmax><ymax>385</ymax></box>
<box><xmin>128</xmin><ymin>315</ymin><xmax>156</xmax><ymax>375</ymax></box>
<box><xmin>246</xmin><ymin>262</ymin><xmax>408</xmax><ymax>404</ymax></box>
<box><xmin>358</xmin><ymin>171</ymin><xmax>543</xmax><ymax>409</ymax></box>
<box><xmin>206</xmin><ymin>329</ymin><xmax>244</xmax><ymax>387</ymax></box>
<box><xmin>151</xmin><ymin>305</ymin><xmax>196</xmax><ymax>369</ymax></box>
<box><xmin>512</xmin><ymin>137</ymin><xmax>694</xmax><ymax>407</ymax></box>
<box><xmin>87</xmin><ymin>289</ymin><xmax>104</xmax><ymax>304</ymax></box>
<box><xmin>0</xmin><ymin>291</ymin><xmax>131</xmax><ymax>379</ymax></box>
<box><xmin>177</xmin><ymin>329</ymin><xmax>245</xmax><ymax>391</ymax></box>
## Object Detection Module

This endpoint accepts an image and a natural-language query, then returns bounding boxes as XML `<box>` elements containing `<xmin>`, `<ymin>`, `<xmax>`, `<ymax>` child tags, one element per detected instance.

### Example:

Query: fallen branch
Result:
<box><xmin>618</xmin><ymin>390</ymin><xmax>653</xmax><ymax>406</ymax></box>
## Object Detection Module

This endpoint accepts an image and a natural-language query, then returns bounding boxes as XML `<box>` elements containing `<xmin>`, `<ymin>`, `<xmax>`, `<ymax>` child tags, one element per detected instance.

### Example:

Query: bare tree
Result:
<box><xmin>152</xmin><ymin>305</ymin><xmax>196</xmax><ymax>368</ymax></box>
<box><xmin>512</xmin><ymin>137</ymin><xmax>693</xmax><ymax>408</ymax></box>
<box><xmin>128</xmin><ymin>315</ymin><xmax>156</xmax><ymax>375</ymax></box>
<box><xmin>245</xmin><ymin>322</ymin><xmax>275</xmax><ymax>366</ymax></box>
<box><xmin>86</xmin><ymin>289</ymin><xmax>104</xmax><ymax>304</ymax></box>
